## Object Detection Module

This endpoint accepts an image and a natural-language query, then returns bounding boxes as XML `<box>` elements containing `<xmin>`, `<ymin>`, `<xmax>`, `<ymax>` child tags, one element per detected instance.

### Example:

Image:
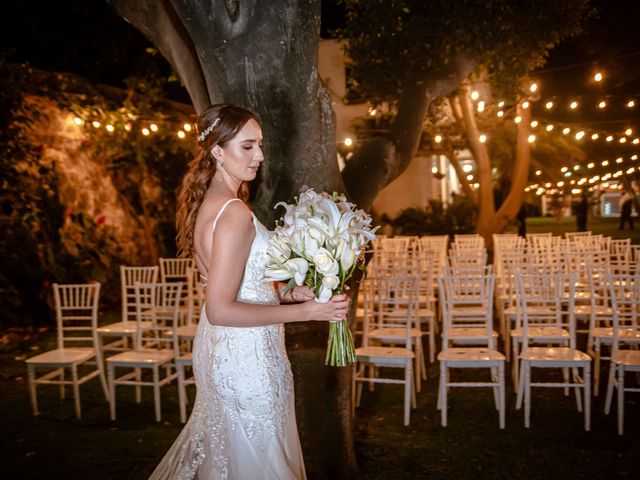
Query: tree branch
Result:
<box><xmin>443</xmin><ymin>146</ymin><xmax>478</xmax><ymax>206</ymax></box>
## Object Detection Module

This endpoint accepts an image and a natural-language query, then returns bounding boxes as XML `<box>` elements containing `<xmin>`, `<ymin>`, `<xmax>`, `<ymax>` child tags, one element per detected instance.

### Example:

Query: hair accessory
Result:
<box><xmin>197</xmin><ymin>117</ymin><xmax>221</xmax><ymax>143</ymax></box>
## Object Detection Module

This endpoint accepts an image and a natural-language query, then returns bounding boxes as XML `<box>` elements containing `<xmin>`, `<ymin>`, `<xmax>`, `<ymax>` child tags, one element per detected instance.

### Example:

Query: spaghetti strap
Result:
<box><xmin>199</xmin><ymin>198</ymin><xmax>243</xmax><ymax>286</ymax></box>
<box><xmin>212</xmin><ymin>198</ymin><xmax>243</xmax><ymax>233</ymax></box>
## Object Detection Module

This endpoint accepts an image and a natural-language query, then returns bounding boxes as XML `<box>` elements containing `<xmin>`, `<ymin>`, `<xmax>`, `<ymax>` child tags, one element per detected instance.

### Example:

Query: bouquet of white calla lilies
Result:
<box><xmin>264</xmin><ymin>188</ymin><xmax>378</xmax><ymax>366</ymax></box>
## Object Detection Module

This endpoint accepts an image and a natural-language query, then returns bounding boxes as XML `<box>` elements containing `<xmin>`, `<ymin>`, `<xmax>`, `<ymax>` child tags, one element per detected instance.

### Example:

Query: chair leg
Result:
<box><xmin>604</xmin><ymin>362</ymin><xmax>616</xmax><ymax>414</ymax></box>
<box><xmin>524</xmin><ymin>362</ymin><xmax>531</xmax><ymax>428</ymax></box>
<box><xmin>562</xmin><ymin>367</ymin><xmax>570</xmax><ymax>396</ymax></box>
<box><xmin>512</xmin><ymin>341</ymin><xmax>519</xmax><ymax>389</ymax></box>
<box><xmin>135</xmin><ymin>368</ymin><xmax>142</xmax><ymax>403</ymax></box>
<box><xmin>27</xmin><ymin>364</ymin><xmax>38</xmax><ymax>416</ymax></box>
<box><xmin>498</xmin><ymin>362</ymin><xmax>506</xmax><ymax>430</ymax></box>
<box><xmin>71</xmin><ymin>364</ymin><xmax>81</xmax><ymax>420</ymax></box>
<box><xmin>108</xmin><ymin>364</ymin><xmax>116</xmax><ymax>421</ymax></box>
<box><xmin>491</xmin><ymin>367</ymin><xmax>499</xmax><ymax>410</ymax></box>
<box><xmin>96</xmin><ymin>353</ymin><xmax>110</xmax><ymax>402</ymax></box>
<box><xmin>429</xmin><ymin>320</ymin><xmax>435</xmax><ymax>364</ymax></box>
<box><xmin>355</xmin><ymin>364</ymin><xmax>364</xmax><ymax>406</ymax></box>
<box><xmin>59</xmin><ymin>368</ymin><xmax>66</xmax><ymax>400</ymax></box>
<box><xmin>573</xmin><ymin>368</ymin><xmax>583</xmax><ymax>413</ymax></box>
<box><xmin>617</xmin><ymin>365</ymin><xmax>624</xmax><ymax>435</ymax></box>
<box><xmin>404</xmin><ymin>363</ymin><xmax>412</xmax><ymax>426</ymax></box>
<box><xmin>593</xmin><ymin>340</ymin><xmax>601</xmax><ymax>396</ymax></box>
<box><xmin>153</xmin><ymin>367</ymin><xmax>161</xmax><ymax>422</ymax></box>
<box><xmin>584</xmin><ymin>362</ymin><xmax>591</xmax><ymax>432</ymax></box>
<box><xmin>177</xmin><ymin>364</ymin><xmax>187</xmax><ymax>424</ymax></box>
<box><xmin>439</xmin><ymin>363</ymin><xmax>447</xmax><ymax>426</ymax></box>
<box><xmin>516</xmin><ymin>361</ymin><xmax>525</xmax><ymax>410</ymax></box>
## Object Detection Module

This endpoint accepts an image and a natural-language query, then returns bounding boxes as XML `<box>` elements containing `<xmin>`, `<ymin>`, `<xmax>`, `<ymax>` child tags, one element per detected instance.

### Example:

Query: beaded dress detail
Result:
<box><xmin>149</xmin><ymin>199</ymin><xmax>306</xmax><ymax>480</ymax></box>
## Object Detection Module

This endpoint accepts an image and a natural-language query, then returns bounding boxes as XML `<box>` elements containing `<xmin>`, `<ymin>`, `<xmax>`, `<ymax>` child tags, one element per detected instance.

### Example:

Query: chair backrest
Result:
<box><xmin>610</xmin><ymin>238</ymin><xmax>631</xmax><ymax>264</ymax></box>
<box><xmin>121</xmin><ymin>266</ymin><xmax>159</xmax><ymax>323</ymax></box>
<box><xmin>159</xmin><ymin>257</ymin><xmax>194</xmax><ymax>283</ymax></box>
<box><xmin>362</xmin><ymin>275</ymin><xmax>418</xmax><ymax>350</ymax></box>
<box><xmin>133</xmin><ymin>282</ymin><xmax>183</xmax><ymax>351</ymax></box>
<box><xmin>607</xmin><ymin>272</ymin><xmax>640</xmax><ymax>353</ymax></box>
<box><xmin>185</xmin><ymin>266</ymin><xmax>205</xmax><ymax>322</ymax></box>
<box><xmin>53</xmin><ymin>283</ymin><xmax>101</xmax><ymax>350</ymax></box>
<box><xmin>515</xmin><ymin>272</ymin><xmax>577</xmax><ymax>349</ymax></box>
<box><xmin>438</xmin><ymin>271</ymin><xmax>496</xmax><ymax>347</ymax></box>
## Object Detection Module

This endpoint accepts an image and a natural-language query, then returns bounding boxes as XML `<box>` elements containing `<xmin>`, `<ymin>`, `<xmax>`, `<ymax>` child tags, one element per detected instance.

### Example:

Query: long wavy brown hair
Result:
<box><xmin>176</xmin><ymin>104</ymin><xmax>259</xmax><ymax>257</ymax></box>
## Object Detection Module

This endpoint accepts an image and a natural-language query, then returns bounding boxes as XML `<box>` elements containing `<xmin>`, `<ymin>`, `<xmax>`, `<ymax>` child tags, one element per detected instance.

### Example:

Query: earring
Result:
<box><xmin>218</xmin><ymin>159</ymin><xmax>224</xmax><ymax>168</ymax></box>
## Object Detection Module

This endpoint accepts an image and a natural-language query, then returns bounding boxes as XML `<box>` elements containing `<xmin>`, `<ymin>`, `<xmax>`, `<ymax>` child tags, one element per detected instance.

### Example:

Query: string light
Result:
<box><xmin>177</xmin><ymin>130</ymin><xmax>186</xmax><ymax>139</ymax></box>
<box><xmin>561</xmin><ymin>166</ymin><xmax>568</xmax><ymax>173</ymax></box>
<box><xmin>369</xmin><ymin>109</ymin><xmax>377</xmax><ymax>116</ymax></box>
<box><xmin>434</xmin><ymin>135</ymin><xmax>443</xmax><ymax>143</ymax></box>
<box><xmin>344</xmin><ymin>137</ymin><xmax>353</xmax><ymax>147</ymax></box>
<box><xmin>535</xmin><ymin>170</ymin><xmax>542</xmax><ymax>176</ymax></box>
<box><xmin>92</xmin><ymin>121</ymin><xmax>101</xmax><ymax>128</ymax></box>
<box><xmin>575</xmin><ymin>131</ymin><xmax>585</xmax><ymax>140</ymax></box>
<box><xmin>431</xmin><ymin>166</ymin><xmax>439</xmax><ymax>174</ymax></box>
<box><xmin>627</xmin><ymin>100</ymin><xmax>636</xmax><ymax>108</ymax></box>
<box><xmin>471</xmin><ymin>91</ymin><xmax>480</xmax><ymax>100</ymax></box>
<box><xmin>522</xmin><ymin>101</ymin><xmax>530</xmax><ymax>109</ymax></box>
<box><xmin>634</xmin><ymin>138</ymin><xmax>640</xmax><ymax>144</ymax></box>
<box><xmin>477</xmin><ymin>101</ymin><xmax>485</xmax><ymax>112</ymax></box>
<box><xmin>606</xmin><ymin>135</ymin><xmax>613</xmax><ymax>142</ymax></box>
<box><xmin>625</xmin><ymin>128</ymin><xmax>633</xmax><ymax>136</ymax></box>
<box><xmin>106</xmin><ymin>124</ymin><xmax>114</xmax><ymax>133</ymax></box>
<box><xmin>150</xmin><ymin>123</ymin><xmax>158</xmax><ymax>132</ymax></box>
<box><xmin>594</xmin><ymin>72</ymin><xmax>603</xmax><ymax>82</ymax></box>
<box><xmin>619</xmin><ymin>137</ymin><xmax>627</xmax><ymax>143</ymax></box>
<box><xmin>514</xmin><ymin>116</ymin><xmax>522</xmax><ymax>124</ymax></box>
<box><xmin>498</xmin><ymin>101</ymin><xmax>505</xmax><ymax>108</ymax></box>
<box><xmin>569</xmin><ymin>101</ymin><xmax>578</xmax><ymax>109</ymax></box>
<box><xmin>466</xmin><ymin>174</ymin><xmax>474</xmax><ymax>181</ymax></box>
<box><xmin>545</xmin><ymin>101</ymin><xmax>554</xmax><ymax>109</ymax></box>
<box><xmin>591</xmin><ymin>133</ymin><xmax>599</xmax><ymax>140</ymax></box>
<box><xmin>528</xmin><ymin>134</ymin><xmax>536</xmax><ymax>143</ymax></box>
<box><xmin>602</xmin><ymin>160</ymin><xmax>609</xmax><ymax>166</ymax></box>
<box><xmin>497</xmin><ymin>111</ymin><xmax>504</xmax><ymax>117</ymax></box>
<box><xmin>479</xmin><ymin>134</ymin><xmax>487</xmax><ymax>143</ymax></box>
<box><xmin>73</xmin><ymin>117</ymin><xmax>83</xmax><ymax>126</ymax></box>
<box><xmin>562</xmin><ymin>127</ymin><xmax>571</xmax><ymax>135</ymax></box>
<box><xmin>141</xmin><ymin>128</ymin><xmax>150</xmax><ymax>136</ymax></box>
<box><xmin>598</xmin><ymin>100</ymin><xmax>606</xmax><ymax>109</ymax></box>
<box><xmin>530</xmin><ymin>83</ymin><xmax>538</xmax><ymax>93</ymax></box>
<box><xmin>546</xmin><ymin>125</ymin><xmax>554</xmax><ymax>132</ymax></box>
<box><xmin>463</xmin><ymin>164</ymin><xmax>473</xmax><ymax>173</ymax></box>
<box><xmin>616</xmin><ymin>157</ymin><xmax>623</xmax><ymax>164</ymax></box>
<box><xmin>531</xmin><ymin>120</ymin><xmax>539</xmax><ymax>128</ymax></box>
<box><xmin>587</xmin><ymin>162</ymin><xmax>595</xmax><ymax>169</ymax></box>
<box><xmin>183</xmin><ymin>123</ymin><xmax>192</xmax><ymax>132</ymax></box>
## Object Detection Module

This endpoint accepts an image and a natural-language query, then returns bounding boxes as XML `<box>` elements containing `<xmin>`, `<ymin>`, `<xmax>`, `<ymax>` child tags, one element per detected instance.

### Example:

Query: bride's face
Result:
<box><xmin>215</xmin><ymin>119</ymin><xmax>264</xmax><ymax>182</ymax></box>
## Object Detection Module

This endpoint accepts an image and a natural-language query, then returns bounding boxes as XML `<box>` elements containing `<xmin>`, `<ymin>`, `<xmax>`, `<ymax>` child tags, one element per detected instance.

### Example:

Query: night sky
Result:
<box><xmin>2</xmin><ymin>0</ymin><xmax>639</xmax><ymax>136</ymax></box>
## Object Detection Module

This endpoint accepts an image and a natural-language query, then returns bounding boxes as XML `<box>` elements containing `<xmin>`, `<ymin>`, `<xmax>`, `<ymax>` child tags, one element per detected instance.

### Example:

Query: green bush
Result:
<box><xmin>387</xmin><ymin>197</ymin><xmax>476</xmax><ymax>237</ymax></box>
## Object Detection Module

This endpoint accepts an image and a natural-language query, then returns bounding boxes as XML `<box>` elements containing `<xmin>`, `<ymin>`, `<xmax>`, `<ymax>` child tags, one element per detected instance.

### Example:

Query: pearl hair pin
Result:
<box><xmin>197</xmin><ymin>117</ymin><xmax>221</xmax><ymax>143</ymax></box>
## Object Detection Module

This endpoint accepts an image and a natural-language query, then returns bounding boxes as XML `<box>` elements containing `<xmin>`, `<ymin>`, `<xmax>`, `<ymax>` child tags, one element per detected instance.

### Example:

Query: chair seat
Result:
<box><xmin>511</xmin><ymin>326</ymin><xmax>569</xmax><ymax>339</ymax></box>
<box><xmin>612</xmin><ymin>349</ymin><xmax>640</xmax><ymax>367</ymax></box>
<box><xmin>590</xmin><ymin>327</ymin><xmax>640</xmax><ymax>341</ymax></box>
<box><xmin>417</xmin><ymin>294</ymin><xmax>437</xmax><ymax>304</ymax></box>
<box><xmin>450</xmin><ymin>306</ymin><xmax>489</xmax><ymax>316</ymax></box>
<box><xmin>175</xmin><ymin>324</ymin><xmax>198</xmax><ymax>339</ymax></box>
<box><xmin>176</xmin><ymin>352</ymin><xmax>193</xmax><ymax>364</ymax></box>
<box><xmin>574</xmin><ymin>305</ymin><xmax>611</xmax><ymax>316</ymax></box>
<box><xmin>356</xmin><ymin>346</ymin><xmax>414</xmax><ymax>366</ymax></box>
<box><xmin>106</xmin><ymin>349</ymin><xmax>174</xmax><ymax>365</ymax></box>
<box><xmin>438</xmin><ymin>347</ymin><xmax>505</xmax><ymax>362</ymax></box>
<box><xmin>26</xmin><ymin>348</ymin><xmax>94</xmax><ymax>365</ymax></box>
<box><xmin>415</xmin><ymin>308</ymin><xmax>435</xmax><ymax>318</ymax></box>
<box><xmin>97</xmin><ymin>321</ymin><xmax>152</xmax><ymax>335</ymax></box>
<box><xmin>369</xmin><ymin>327</ymin><xmax>423</xmax><ymax>341</ymax></box>
<box><xmin>520</xmin><ymin>347</ymin><xmax>591</xmax><ymax>362</ymax></box>
<box><xmin>504</xmin><ymin>306</ymin><xmax>554</xmax><ymax>317</ymax></box>
<box><xmin>448</xmin><ymin>327</ymin><xmax>499</xmax><ymax>339</ymax></box>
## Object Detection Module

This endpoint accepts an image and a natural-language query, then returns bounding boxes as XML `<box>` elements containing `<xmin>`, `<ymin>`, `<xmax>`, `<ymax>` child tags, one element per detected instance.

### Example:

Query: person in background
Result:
<box><xmin>619</xmin><ymin>191</ymin><xmax>634</xmax><ymax>230</ymax></box>
<box><xmin>575</xmin><ymin>190</ymin><xmax>589</xmax><ymax>232</ymax></box>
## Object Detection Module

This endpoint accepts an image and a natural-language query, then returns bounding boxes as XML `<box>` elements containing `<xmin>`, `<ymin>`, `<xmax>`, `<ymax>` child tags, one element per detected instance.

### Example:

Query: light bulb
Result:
<box><xmin>594</xmin><ymin>72</ymin><xmax>603</xmax><ymax>82</ymax></box>
<box><xmin>479</xmin><ymin>134</ymin><xmax>487</xmax><ymax>143</ymax></box>
<box><xmin>598</xmin><ymin>101</ymin><xmax>606</xmax><ymax>109</ymax></box>
<box><xmin>434</xmin><ymin>135</ymin><xmax>443</xmax><ymax>143</ymax></box>
<box><xmin>183</xmin><ymin>123</ymin><xmax>192</xmax><ymax>132</ymax></box>
<box><xmin>591</xmin><ymin>133</ymin><xmax>599</xmax><ymax>140</ymax></box>
<box><xmin>546</xmin><ymin>125</ymin><xmax>554</xmax><ymax>132</ymax></box>
<box><xmin>344</xmin><ymin>137</ymin><xmax>353</xmax><ymax>147</ymax></box>
<box><xmin>528</xmin><ymin>134</ymin><xmax>536</xmax><ymax>143</ymax></box>
<box><xmin>545</xmin><ymin>101</ymin><xmax>554</xmax><ymax>109</ymax></box>
<box><xmin>106</xmin><ymin>124</ymin><xmax>114</xmax><ymax>133</ymax></box>
<box><xmin>514</xmin><ymin>116</ymin><xmax>522</xmax><ymax>124</ymax></box>
<box><xmin>570</xmin><ymin>101</ymin><xmax>578</xmax><ymax>109</ymax></box>
<box><xmin>141</xmin><ymin>128</ymin><xmax>150</xmax><ymax>136</ymax></box>
<box><xmin>471</xmin><ymin>90</ymin><xmax>480</xmax><ymax>100</ymax></box>
<box><xmin>177</xmin><ymin>131</ymin><xmax>186</xmax><ymax>139</ymax></box>
<box><xmin>150</xmin><ymin>124</ymin><xmax>158</xmax><ymax>132</ymax></box>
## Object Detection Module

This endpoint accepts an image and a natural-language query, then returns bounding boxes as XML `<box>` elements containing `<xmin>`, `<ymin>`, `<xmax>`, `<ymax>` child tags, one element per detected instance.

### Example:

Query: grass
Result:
<box><xmin>1</xmin><ymin>216</ymin><xmax>638</xmax><ymax>479</ymax></box>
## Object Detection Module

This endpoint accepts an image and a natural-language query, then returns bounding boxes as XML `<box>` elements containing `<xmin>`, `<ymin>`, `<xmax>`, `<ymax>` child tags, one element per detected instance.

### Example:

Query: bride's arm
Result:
<box><xmin>204</xmin><ymin>202</ymin><xmax>348</xmax><ymax>327</ymax></box>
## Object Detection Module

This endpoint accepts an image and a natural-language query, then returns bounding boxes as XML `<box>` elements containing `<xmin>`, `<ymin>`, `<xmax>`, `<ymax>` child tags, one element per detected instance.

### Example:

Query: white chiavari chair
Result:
<box><xmin>26</xmin><ymin>283</ymin><xmax>108</xmax><ymax>419</ymax></box>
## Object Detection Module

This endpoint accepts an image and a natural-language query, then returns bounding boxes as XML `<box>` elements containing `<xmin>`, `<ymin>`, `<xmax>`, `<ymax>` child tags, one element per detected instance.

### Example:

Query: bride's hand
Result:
<box><xmin>305</xmin><ymin>294</ymin><xmax>350</xmax><ymax>322</ymax></box>
<box><xmin>290</xmin><ymin>285</ymin><xmax>315</xmax><ymax>302</ymax></box>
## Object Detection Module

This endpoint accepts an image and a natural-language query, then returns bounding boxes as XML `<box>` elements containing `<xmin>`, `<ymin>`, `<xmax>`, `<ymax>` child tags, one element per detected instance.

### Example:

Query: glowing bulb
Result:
<box><xmin>514</xmin><ymin>116</ymin><xmax>522</xmax><ymax>124</ymax></box>
<box><xmin>558</xmin><ymin>181</ymin><xmax>564</xmax><ymax>187</ymax></box>
<box><xmin>73</xmin><ymin>117</ymin><xmax>83</xmax><ymax>126</ymax></box>
<box><xmin>479</xmin><ymin>134</ymin><xmax>487</xmax><ymax>143</ymax></box>
<box><xmin>432</xmin><ymin>166</ymin><xmax>439</xmax><ymax>174</ymax></box>
<box><xmin>497</xmin><ymin>111</ymin><xmax>504</xmax><ymax>117</ymax></box>
<box><xmin>633</xmin><ymin>138</ymin><xmax>640</xmax><ymax>144</ymax></box>
<box><xmin>522</xmin><ymin>101</ymin><xmax>530</xmax><ymax>109</ymax></box>
<box><xmin>632</xmin><ymin>155</ymin><xmax>638</xmax><ymax>160</ymax></box>
<box><xmin>627</xmin><ymin>167</ymin><xmax>634</xmax><ymax>174</ymax></box>
<box><xmin>369</xmin><ymin>109</ymin><xmax>377</xmax><ymax>116</ymax></box>
<box><xmin>150</xmin><ymin>123</ymin><xmax>158</xmax><ymax>132</ymax></box>
<box><xmin>627</xmin><ymin>100</ymin><xmax>636</xmax><ymax>108</ymax></box>
<box><xmin>606</xmin><ymin>135</ymin><xmax>613</xmax><ymax>142</ymax></box>
<box><xmin>141</xmin><ymin>128</ymin><xmax>150</xmax><ymax>136</ymax></box>
<box><xmin>466</xmin><ymin>174</ymin><xmax>474</xmax><ymax>181</ymax></box>
<box><xmin>477</xmin><ymin>101</ymin><xmax>485</xmax><ymax>112</ymax></box>
<box><xmin>546</xmin><ymin>125</ymin><xmax>554</xmax><ymax>132</ymax></box>
<box><xmin>602</xmin><ymin>160</ymin><xmax>609</xmax><ymax>167</ymax></box>
<box><xmin>587</xmin><ymin>162</ymin><xmax>595</xmax><ymax>169</ymax></box>
<box><xmin>598</xmin><ymin>101</ymin><xmax>606</xmax><ymax>109</ymax></box>
<box><xmin>625</xmin><ymin>128</ymin><xmax>633</xmax><ymax>136</ymax></box>
<box><xmin>530</xmin><ymin>83</ymin><xmax>538</xmax><ymax>92</ymax></box>
<box><xmin>594</xmin><ymin>72</ymin><xmax>603</xmax><ymax>82</ymax></box>
<box><xmin>124</xmin><ymin>123</ymin><xmax>132</xmax><ymax>132</ymax></box>
<box><xmin>434</xmin><ymin>135</ymin><xmax>443</xmax><ymax>143</ymax></box>
<box><xmin>462</xmin><ymin>164</ymin><xmax>473</xmax><ymax>173</ymax></box>
<box><xmin>183</xmin><ymin>123</ymin><xmax>192</xmax><ymax>132</ymax></box>
<box><xmin>561</xmin><ymin>166</ymin><xmax>568</xmax><ymax>173</ymax></box>
<box><xmin>616</xmin><ymin>157</ymin><xmax>623</xmax><ymax>164</ymax></box>
<box><xmin>574</xmin><ymin>165</ymin><xmax>581</xmax><ymax>171</ymax></box>
<box><xmin>471</xmin><ymin>90</ymin><xmax>480</xmax><ymax>100</ymax></box>
<box><xmin>570</xmin><ymin>101</ymin><xmax>578</xmax><ymax>109</ymax></box>
<box><xmin>531</xmin><ymin>120</ymin><xmax>539</xmax><ymax>128</ymax></box>
<box><xmin>92</xmin><ymin>121</ymin><xmax>101</xmax><ymax>128</ymax></box>
<box><xmin>535</xmin><ymin>170</ymin><xmax>542</xmax><ymax>176</ymax></box>
<box><xmin>473</xmin><ymin>183</ymin><xmax>480</xmax><ymax>189</ymax></box>
<box><xmin>344</xmin><ymin>137</ymin><xmax>353</xmax><ymax>147</ymax></box>
<box><xmin>562</xmin><ymin>127</ymin><xmax>571</xmax><ymax>135</ymax></box>
<box><xmin>106</xmin><ymin>124</ymin><xmax>114</xmax><ymax>133</ymax></box>
<box><xmin>498</xmin><ymin>101</ymin><xmax>505</xmax><ymax>108</ymax></box>
<box><xmin>177</xmin><ymin>130</ymin><xmax>186</xmax><ymax>139</ymax></box>
<box><xmin>575</xmin><ymin>131</ymin><xmax>585</xmax><ymax>140</ymax></box>
<box><xmin>528</xmin><ymin>134</ymin><xmax>536</xmax><ymax>143</ymax></box>
<box><xmin>545</xmin><ymin>101</ymin><xmax>554</xmax><ymax>109</ymax></box>
<box><xmin>591</xmin><ymin>133</ymin><xmax>599</xmax><ymax>140</ymax></box>
<box><xmin>620</xmin><ymin>137</ymin><xmax>627</xmax><ymax>143</ymax></box>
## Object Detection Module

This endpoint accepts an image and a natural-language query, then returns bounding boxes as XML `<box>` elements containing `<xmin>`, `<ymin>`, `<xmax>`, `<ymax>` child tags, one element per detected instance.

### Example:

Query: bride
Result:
<box><xmin>149</xmin><ymin>104</ymin><xmax>349</xmax><ymax>480</ymax></box>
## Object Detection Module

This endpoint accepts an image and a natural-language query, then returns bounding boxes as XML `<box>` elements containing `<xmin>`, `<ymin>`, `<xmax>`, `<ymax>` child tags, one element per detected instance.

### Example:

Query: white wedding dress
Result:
<box><xmin>150</xmin><ymin>199</ymin><xmax>306</xmax><ymax>480</ymax></box>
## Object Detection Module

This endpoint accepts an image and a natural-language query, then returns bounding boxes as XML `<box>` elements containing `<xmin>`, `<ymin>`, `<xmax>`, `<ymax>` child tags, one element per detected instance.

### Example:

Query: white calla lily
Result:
<box><xmin>316</xmin><ymin>275</ymin><xmax>340</xmax><ymax>303</ymax></box>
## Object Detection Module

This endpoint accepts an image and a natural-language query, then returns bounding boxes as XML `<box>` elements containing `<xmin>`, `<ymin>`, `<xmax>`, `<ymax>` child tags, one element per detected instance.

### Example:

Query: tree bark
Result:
<box><xmin>443</xmin><ymin>146</ymin><xmax>477</xmax><ymax>206</ymax></box>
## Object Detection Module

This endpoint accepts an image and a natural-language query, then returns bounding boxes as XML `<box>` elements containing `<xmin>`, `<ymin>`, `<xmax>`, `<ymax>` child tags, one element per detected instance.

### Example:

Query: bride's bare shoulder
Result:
<box><xmin>197</xmin><ymin>196</ymin><xmax>252</xmax><ymax>233</ymax></box>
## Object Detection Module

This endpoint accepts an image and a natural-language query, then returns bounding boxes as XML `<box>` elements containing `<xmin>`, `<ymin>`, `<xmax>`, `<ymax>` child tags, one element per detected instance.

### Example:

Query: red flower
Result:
<box><xmin>96</xmin><ymin>215</ymin><xmax>106</xmax><ymax>225</ymax></box>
